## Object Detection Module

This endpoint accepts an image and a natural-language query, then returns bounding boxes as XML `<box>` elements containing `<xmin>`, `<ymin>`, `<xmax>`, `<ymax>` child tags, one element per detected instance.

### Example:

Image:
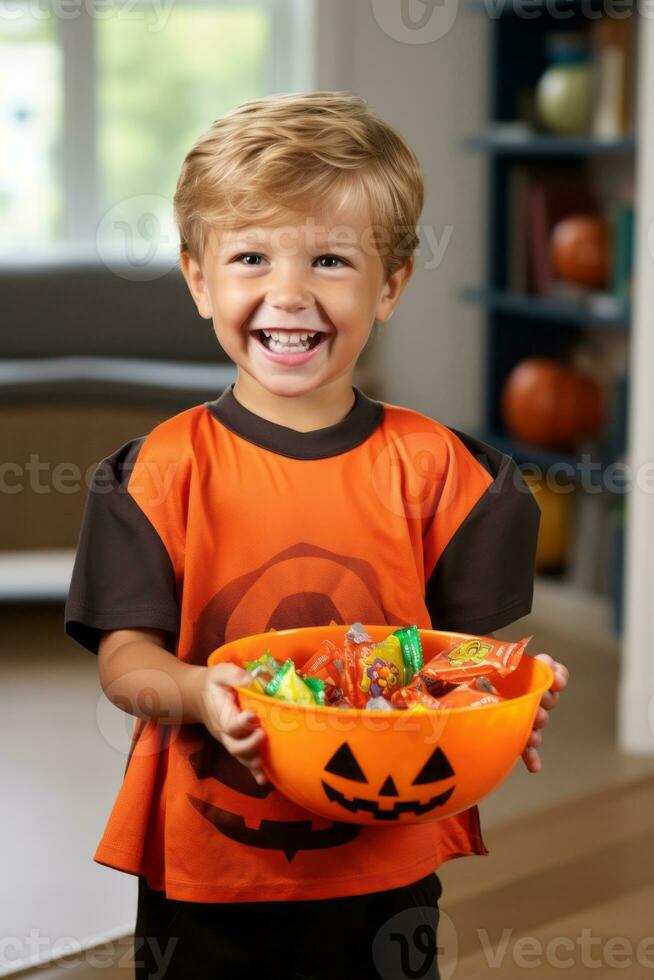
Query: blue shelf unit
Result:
<box><xmin>467</xmin><ymin>0</ymin><xmax>635</xmax><ymax>634</ymax></box>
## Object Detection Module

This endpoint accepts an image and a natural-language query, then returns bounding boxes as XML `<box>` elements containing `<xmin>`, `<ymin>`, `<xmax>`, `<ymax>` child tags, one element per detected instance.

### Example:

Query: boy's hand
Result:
<box><xmin>192</xmin><ymin>663</ymin><xmax>269</xmax><ymax>786</ymax></box>
<box><xmin>522</xmin><ymin>654</ymin><xmax>570</xmax><ymax>773</ymax></box>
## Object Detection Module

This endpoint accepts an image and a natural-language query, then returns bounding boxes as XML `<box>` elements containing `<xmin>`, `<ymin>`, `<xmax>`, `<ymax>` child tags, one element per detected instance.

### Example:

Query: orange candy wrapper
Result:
<box><xmin>391</xmin><ymin>637</ymin><xmax>528</xmax><ymax>709</ymax></box>
<box><xmin>302</xmin><ymin>639</ymin><xmax>354</xmax><ymax>708</ymax></box>
<box><xmin>393</xmin><ymin>675</ymin><xmax>505</xmax><ymax>710</ymax></box>
<box><xmin>418</xmin><ymin>635</ymin><xmax>531</xmax><ymax>685</ymax></box>
<box><xmin>303</xmin><ymin>639</ymin><xmax>345</xmax><ymax>686</ymax></box>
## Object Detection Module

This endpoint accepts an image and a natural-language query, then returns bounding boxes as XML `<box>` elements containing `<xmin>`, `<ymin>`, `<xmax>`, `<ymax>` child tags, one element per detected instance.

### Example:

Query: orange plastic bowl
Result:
<box><xmin>207</xmin><ymin>625</ymin><xmax>553</xmax><ymax>827</ymax></box>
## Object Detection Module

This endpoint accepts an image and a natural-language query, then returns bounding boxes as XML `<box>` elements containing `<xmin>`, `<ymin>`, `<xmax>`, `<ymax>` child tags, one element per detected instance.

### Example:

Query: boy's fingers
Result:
<box><xmin>527</xmin><ymin>729</ymin><xmax>542</xmax><ymax>748</ymax></box>
<box><xmin>209</xmin><ymin>663</ymin><xmax>254</xmax><ymax>688</ymax></box>
<box><xmin>534</xmin><ymin>655</ymin><xmax>570</xmax><ymax>691</ymax></box>
<box><xmin>247</xmin><ymin>763</ymin><xmax>269</xmax><ymax>786</ymax></box>
<box><xmin>222</xmin><ymin>710</ymin><xmax>260</xmax><ymax>739</ymax></box>
<box><xmin>522</xmin><ymin>746</ymin><xmax>541</xmax><ymax>772</ymax></box>
<box><xmin>533</xmin><ymin>707</ymin><xmax>549</xmax><ymax>729</ymax></box>
<box><xmin>221</xmin><ymin>726</ymin><xmax>265</xmax><ymax>761</ymax></box>
<box><xmin>540</xmin><ymin>690</ymin><xmax>560</xmax><ymax>711</ymax></box>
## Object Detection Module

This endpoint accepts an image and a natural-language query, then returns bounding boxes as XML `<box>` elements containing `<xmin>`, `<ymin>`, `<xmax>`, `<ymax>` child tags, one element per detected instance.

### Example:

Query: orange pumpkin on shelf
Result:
<box><xmin>501</xmin><ymin>357</ymin><xmax>604</xmax><ymax>450</ymax></box>
<box><xmin>550</xmin><ymin>215</ymin><xmax>611</xmax><ymax>290</ymax></box>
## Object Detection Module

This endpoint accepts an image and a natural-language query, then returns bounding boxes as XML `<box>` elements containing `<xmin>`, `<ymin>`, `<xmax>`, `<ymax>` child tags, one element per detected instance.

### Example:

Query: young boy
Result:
<box><xmin>64</xmin><ymin>91</ymin><xmax>568</xmax><ymax>980</ymax></box>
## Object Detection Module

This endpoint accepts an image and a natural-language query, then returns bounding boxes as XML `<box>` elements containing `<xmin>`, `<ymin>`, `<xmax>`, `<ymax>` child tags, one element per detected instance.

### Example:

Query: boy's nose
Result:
<box><xmin>266</xmin><ymin>272</ymin><xmax>313</xmax><ymax>312</ymax></box>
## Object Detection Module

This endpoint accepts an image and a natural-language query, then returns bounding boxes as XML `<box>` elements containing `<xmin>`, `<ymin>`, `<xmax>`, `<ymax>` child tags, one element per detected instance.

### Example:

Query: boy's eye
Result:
<box><xmin>232</xmin><ymin>253</ymin><xmax>348</xmax><ymax>268</ymax></box>
<box><xmin>315</xmin><ymin>255</ymin><xmax>347</xmax><ymax>268</ymax></box>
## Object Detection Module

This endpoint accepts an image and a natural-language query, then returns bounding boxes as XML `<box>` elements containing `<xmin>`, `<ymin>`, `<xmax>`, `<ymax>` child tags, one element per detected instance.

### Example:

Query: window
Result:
<box><xmin>0</xmin><ymin>0</ymin><xmax>316</xmax><ymax>258</ymax></box>
<box><xmin>0</xmin><ymin>16</ymin><xmax>63</xmax><ymax>245</ymax></box>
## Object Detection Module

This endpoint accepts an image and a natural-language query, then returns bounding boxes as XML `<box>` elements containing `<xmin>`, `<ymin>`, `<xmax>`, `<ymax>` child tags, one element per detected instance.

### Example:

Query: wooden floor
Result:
<box><xmin>438</xmin><ymin>776</ymin><xmax>654</xmax><ymax>978</ymax></box>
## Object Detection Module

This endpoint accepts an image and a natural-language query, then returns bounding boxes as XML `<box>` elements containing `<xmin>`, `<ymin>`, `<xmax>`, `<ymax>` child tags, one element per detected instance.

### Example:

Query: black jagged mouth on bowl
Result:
<box><xmin>321</xmin><ymin>780</ymin><xmax>455</xmax><ymax>820</ymax></box>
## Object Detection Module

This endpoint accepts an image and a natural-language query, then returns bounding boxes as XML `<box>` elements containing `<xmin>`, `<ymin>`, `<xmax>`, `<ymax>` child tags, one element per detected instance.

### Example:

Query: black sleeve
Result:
<box><xmin>425</xmin><ymin>430</ymin><xmax>541</xmax><ymax>634</ymax></box>
<box><xmin>64</xmin><ymin>437</ymin><xmax>180</xmax><ymax>655</ymax></box>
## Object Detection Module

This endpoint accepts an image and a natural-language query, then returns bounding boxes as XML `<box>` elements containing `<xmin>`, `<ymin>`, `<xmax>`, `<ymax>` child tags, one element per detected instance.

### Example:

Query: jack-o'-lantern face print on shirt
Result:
<box><xmin>183</xmin><ymin>534</ymin><xmax>406</xmax><ymax>860</ymax></box>
<box><xmin>64</xmin><ymin>382</ymin><xmax>539</xmax><ymax>901</ymax></box>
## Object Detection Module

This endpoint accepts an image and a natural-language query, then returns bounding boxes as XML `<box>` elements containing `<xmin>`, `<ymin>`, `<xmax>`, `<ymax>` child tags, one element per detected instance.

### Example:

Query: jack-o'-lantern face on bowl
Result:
<box><xmin>321</xmin><ymin>741</ymin><xmax>456</xmax><ymax>821</ymax></box>
<box><xmin>207</xmin><ymin>625</ymin><xmax>554</xmax><ymax>827</ymax></box>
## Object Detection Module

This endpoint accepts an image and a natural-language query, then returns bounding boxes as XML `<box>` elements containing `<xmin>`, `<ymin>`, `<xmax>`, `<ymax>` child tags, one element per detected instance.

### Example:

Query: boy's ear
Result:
<box><xmin>179</xmin><ymin>251</ymin><xmax>213</xmax><ymax>320</ymax></box>
<box><xmin>376</xmin><ymin>256</ymin><xmax>414</xmax><ymax>323</ymax></box>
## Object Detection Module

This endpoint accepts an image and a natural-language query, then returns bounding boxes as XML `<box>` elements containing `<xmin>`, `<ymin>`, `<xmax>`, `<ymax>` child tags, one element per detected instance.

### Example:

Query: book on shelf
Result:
<box><xmin>507</xmin><ymin>166</ymin><xmax>529</xmax><ymax>293</ymax></box>
<box><xmin>612</xmin><ymin>198</ymin><xmax>635</xmax><ymax>302</ymax></box>
<box><xmin>591</xmin><ymin>16</ymin><xmax>636</xmax><ymax>139</ymax></box>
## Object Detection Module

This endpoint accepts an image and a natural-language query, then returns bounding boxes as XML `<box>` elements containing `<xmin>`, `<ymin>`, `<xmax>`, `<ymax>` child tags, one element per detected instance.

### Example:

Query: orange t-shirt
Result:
<box><xmin>65</xmin><ymin>383</ymin><xmax>539</xmax><ymax>902</ymax></box>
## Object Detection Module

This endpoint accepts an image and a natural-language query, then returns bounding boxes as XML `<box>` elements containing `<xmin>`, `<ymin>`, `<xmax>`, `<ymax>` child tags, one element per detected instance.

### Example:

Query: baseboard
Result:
<box><xmin>0</xmin><ymin>921</ymin><xmax>134</xmax><ymax>978</ymax></box>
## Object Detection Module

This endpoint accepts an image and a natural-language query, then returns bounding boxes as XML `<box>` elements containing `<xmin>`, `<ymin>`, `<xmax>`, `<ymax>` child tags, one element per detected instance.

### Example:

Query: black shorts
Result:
<box><xmin>134</xmin><ymin>871</ymin><xmax>443</xmax><ymax>980</ymax></box>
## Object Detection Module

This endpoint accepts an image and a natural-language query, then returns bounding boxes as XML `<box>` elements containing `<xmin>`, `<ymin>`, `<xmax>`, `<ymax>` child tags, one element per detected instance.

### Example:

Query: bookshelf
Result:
<box><xmin>465</xmin><ymin>1</ymin><xmax>637</xmax><ymax>635</ymax></box>
<box><xmin>464</xmin><ymin>133</ymin><xmax>636</xmax><ymax>157</ymax></box>
<box><xmin>462</xmin><ymin>286</ymin><xmax>630</xmax><ymax>329</ymax></box>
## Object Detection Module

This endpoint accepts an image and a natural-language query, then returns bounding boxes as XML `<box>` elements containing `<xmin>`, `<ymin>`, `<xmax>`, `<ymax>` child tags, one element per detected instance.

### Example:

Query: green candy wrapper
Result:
<box><xmin>392</xmin><ymin>625</ymin><xmax>424</xmax><ymax>681</ymax></box>
<box><xmin>244</xmin><ymin>651</ymin><xmax>282</xmax><ymax>693</ymax></box>
<box><xmin>265</xmin><ymin>659</ymin><xmax>324</xmax><ymax>706</ymax></box>
<box><xmin>303</xmin><ymin>676</ymin><xmax>326</xmax><ymax>706</ymax></box>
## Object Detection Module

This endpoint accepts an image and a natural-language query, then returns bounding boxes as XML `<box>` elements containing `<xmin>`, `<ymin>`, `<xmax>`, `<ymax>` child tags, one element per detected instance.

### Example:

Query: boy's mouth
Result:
<box><xmin>251</xmin><ymin>329</ymin><xmax>329</xmax><ymax>354</ymax></box>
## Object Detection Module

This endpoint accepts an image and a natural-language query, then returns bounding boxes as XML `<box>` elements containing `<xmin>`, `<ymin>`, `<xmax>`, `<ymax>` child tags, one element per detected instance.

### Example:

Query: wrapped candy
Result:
<box><xmin>302</xmin><ymin>639</ymin><xmax>349</xmax><ymax>706</ymax></box>
<box><xmin>392</xmin><ymin>625</ymin><xmax>424</xmax><ymax>680</ymax></box>
<box><xmin>244</xmin><ymin>651</ymin><xmax>282</xmax><ymax>693</ymax></box>
<box><xmin>343</xmin><ymin>622</ymin><xmax>423</xmax><ymax>707</ymax></box>
<box><xmin>323</xmin><ymin>683</ymin><xmax>354</xmax><ymax>709</ymax></box>
<box><xmin>393</xmin><ymin>679</ymin><xmax>504</xmax><ymax>711</ymax></box>
<box><xmin>406</xmin><ymin>702</ymin><xmax>429</xmax><ymax>714</ymax></box>
<box><xmin>365</xmin><ymin>695</ymin><xmax>395</xmax><ymax>711</ymax></box>
<box><xmin>435</xmin><ymin>682</ymin><xmax>504</xmax><ymax>709</ymax></box>
<box><xmin>390</xmin><ymin>667</ymin><xmax>452</xmax><ymax>708</ymax></box>
<box><xmin>265</xmin><ymin>659</ymin><xmax>325</xmax><ymax>706</ymax></box>
<box><xmin>415</xmin><ymin>635</ymin><xmax>530</xmax><ymax>686</ymax></box>
<box><xmin>249</xmin><ymin>624</ymin><xmax>527</xmax><ymax>714</ymax></box>
<box><xmin>303</xmin><ymin>677</ymin><xmax>326</xmax><ymax>705</ymax></box>
<box><xmin>391</xmin><ymin>685</ymin><xmax>444</xmax><ymax>710</ymax></box>
<box><xmin>392</xmin><ymin>668</ymin><xmax>506</xmax><ymax>711</ymax></box>
<box><xmin>303</xmin><ymin>639</ymin><xmax>347</xmax><ymax>686</ymax></box>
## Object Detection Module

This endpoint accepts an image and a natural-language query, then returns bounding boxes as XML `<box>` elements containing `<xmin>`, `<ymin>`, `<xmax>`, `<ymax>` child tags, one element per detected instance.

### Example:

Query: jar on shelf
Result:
<box><xmin>536</xmin><ymin>34</ymin><xmax>593</xmax><ymax>136</ymax></box>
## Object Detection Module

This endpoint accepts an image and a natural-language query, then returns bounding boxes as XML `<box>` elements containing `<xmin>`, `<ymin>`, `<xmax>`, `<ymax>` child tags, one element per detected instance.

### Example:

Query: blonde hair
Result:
<box><xmin>173</xmin><ymin>91</ymin><xmax>425</xmax><ymax>280</ymax></box>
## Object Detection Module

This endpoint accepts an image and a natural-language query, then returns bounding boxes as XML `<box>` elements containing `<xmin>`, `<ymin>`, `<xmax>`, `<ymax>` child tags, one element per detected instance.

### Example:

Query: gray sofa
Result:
<box><xmin>1</xmin><ymin>256</ymin><xmax>236</xmax><ymax>408</ymax></box>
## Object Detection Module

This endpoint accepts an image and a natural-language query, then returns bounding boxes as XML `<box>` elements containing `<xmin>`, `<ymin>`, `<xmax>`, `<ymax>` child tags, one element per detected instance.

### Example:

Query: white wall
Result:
<box><xmin>1</xmin><ymin>619</ymin><xmax>138</xmax><ymax>975</ymax></box>
<box><xmin>317</xmin><ymin>0</ymin><xmax>489</xmax><ymax>431</ymax></box>
<box><xmin>618</xmin><ymin>13</ymin><xmax>654</xmax><ymax>755</ymax></box>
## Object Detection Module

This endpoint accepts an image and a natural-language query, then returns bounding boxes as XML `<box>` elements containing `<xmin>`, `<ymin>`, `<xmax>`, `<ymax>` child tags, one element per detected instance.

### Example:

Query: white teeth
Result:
<box><xmin>262</xmin><ymin>329</ymin><xmax>319</xmax><ymax>344</ymax></box>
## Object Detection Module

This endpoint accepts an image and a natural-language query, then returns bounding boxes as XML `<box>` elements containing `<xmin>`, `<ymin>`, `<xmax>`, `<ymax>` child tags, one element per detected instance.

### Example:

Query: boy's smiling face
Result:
<box><xmin>180</xmin><ymin>196</ymin><xmax>413</xmax><ymax>419</ymax></box>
